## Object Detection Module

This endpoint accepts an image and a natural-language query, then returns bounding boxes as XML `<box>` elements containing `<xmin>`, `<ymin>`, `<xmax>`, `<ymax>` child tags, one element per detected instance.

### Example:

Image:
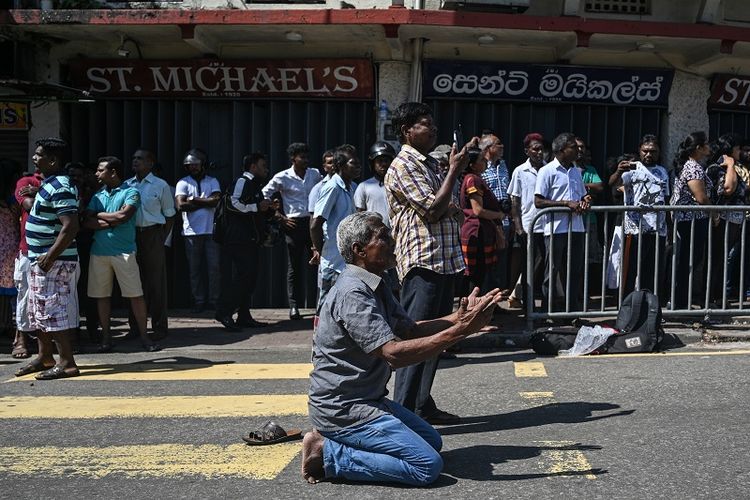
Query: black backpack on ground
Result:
<box><xmin>602</xmin><ymin>290</ymin><xmax>664</xmax><ymax>354</ymax></box>
<box><xmin>530</xmin><ymin>326</ymin><xmax>578</xmax><ymax>356</ymax></box>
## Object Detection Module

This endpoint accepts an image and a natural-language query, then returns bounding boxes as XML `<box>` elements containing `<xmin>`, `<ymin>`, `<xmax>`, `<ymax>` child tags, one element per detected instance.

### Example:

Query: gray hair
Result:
<box><xmin>337</xmin><ymin>211</ymin><xmax>385</xmax><ymax>264</ymax></box>
<box><xmin>428</xmin><ymin>150</ymin><xmax>448</xmax><ymax>164</ymax></box>
<box><xmin>552</xmin><ymin>132</ymin><xmax>576</xmax><ymax>154</ymax></box>
<box><xmin>478</xmin><ymin>134</ymin><xmax>499</xmax><ymax>152</ymax></box>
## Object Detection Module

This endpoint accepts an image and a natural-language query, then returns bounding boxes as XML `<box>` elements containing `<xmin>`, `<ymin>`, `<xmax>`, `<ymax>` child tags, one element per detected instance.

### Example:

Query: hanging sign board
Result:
<box><xmin>709</xmin><ymin>74</ymin><xmax>750</xmax><ymax>111</ymax></box>
<box><xmin>423</xmin><ymin>61</ymin><xmax>673</xmax><ymax>107</ymax></box>
<box><xmin>68</xmin><ymin>59</ymin><xmax>374</xmax><ymax>99</ymax></box>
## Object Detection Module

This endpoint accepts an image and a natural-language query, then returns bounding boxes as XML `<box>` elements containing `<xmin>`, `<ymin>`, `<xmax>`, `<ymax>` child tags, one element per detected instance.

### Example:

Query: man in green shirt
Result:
<box><xmin>83</xmin><ymin>156</ymin><xmax>160</xmax><ymax>353</ymax></box>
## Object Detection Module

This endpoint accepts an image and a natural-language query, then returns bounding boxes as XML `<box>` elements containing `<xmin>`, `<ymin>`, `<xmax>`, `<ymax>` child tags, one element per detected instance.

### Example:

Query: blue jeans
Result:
<box><xmin>320</xmin><ymin>399</ymin><xmax>443</xmax><ymax>486</ymax></box>
<box><xmin>184</xmin><ymin>234</ymin><xmax>220</xmax><ymax>306</ymax></box>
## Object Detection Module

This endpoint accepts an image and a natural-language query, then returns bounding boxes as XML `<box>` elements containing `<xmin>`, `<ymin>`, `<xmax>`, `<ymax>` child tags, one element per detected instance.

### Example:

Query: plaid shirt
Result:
<box><xmin>482</xmin><ymin>160</ymin><xmax>510</xmax><ymax>226</ymax></box>
<box><xmin>385</xmin><ymin>144</ymin><xmax>465</xmax><ymax>280</ymax></box>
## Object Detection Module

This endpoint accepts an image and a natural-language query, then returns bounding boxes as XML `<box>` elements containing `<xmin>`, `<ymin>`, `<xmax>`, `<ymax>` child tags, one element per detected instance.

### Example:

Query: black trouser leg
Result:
<box><xmin>285</xmin><ymin>217</ymin><xmax>311</xmax><ymax>309</ymax></box>
<box><xmin>393</xmin><ymin>268</ymin><xmax>456</xmax><ymax>417</ymax></box>
<box><xmin>216</xmin><ymin>243</ymin><xmax>258</xmax><ymax>320</ymax></box>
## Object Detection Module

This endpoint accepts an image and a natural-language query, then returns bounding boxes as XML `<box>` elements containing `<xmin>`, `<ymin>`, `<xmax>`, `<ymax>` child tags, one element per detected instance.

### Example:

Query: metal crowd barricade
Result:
<box><xmin>525</xmin><ymin>205</ymin><xmax>750</xmax><ymax>332</ymax></box>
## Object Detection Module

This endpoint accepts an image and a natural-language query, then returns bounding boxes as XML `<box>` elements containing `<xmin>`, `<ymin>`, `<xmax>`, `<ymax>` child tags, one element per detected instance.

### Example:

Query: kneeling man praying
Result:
<box><xmin>303</xmin><ymin>211</ymin><xmax>504</xmax><ymax>486</ymax></box>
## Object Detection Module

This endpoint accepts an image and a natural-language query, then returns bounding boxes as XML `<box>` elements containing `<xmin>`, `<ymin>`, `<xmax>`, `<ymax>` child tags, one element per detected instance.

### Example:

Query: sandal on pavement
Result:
<box><xmin>242</xmin><ymin>421</ymin><xmax>302</xmax><ymax>446</ymax></box>
<box><xmin>11</xmin><ymin>342</ymin><xmax>31</xmax><ymax>359</ymax></box>
<box><xmin>15</xmin><ymin>361</ymin><xmax>54</xmax><ymax>377</ymax></box>
<box><xmin>35</xmin><ymin>365</ymin><xmax>80</xmax><ymax>380</ymax></box>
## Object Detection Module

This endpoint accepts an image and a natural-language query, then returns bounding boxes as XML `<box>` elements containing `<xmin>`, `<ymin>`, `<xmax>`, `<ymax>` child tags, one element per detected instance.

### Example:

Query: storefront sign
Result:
<box><xmin>423</xmin><ymin>61</ymin><xmax>673</xmax><ymax>107</ymax></box>
<box><xmin>68</xmin><ymin>59</ymin><xmax>374</xmax><ymax>99</ymax></box>
<box><xmin>709</xmin><ymin>74</ymin><xmax>750</xmax><ymax>110</ymax></box>
<box><xmin>0</xmin><ymin>102</ymin><xmax>29</xmax><ymax>130</ymax></box>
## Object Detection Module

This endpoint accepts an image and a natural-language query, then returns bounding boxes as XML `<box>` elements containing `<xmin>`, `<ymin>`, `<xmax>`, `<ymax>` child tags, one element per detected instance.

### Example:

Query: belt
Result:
<box><xmin>136</xmin><ymin>225</ymin><xmax>161</xmax><ymax>232</ymax></box>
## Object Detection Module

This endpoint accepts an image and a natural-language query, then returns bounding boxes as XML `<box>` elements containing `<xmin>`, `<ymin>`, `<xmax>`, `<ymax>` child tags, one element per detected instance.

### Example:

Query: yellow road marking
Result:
<box><xmin>0</xmin><ymin>443</ymin><xmax>301</xmax><ymax>479</ymax></box>
<box><xmin>0</xmin><ymin>395</ymin><xmax>308</xmax><ymax>419</ymax></box>
<box><xmin>7</xmin><ymin>363</ymin><xmax>313</xmax><ymax>383</ymax></box>
<box><xmin>519</xmin><ymin>391</ymin><xmax>556</xmax><ymax>404</ymax></box>
<box><xmin>535</xmin><ymin>441</ymin><xmax>597</xmax><ymax>480</ymax></box>
<box><xmin>514</xmin><ymin>361</ymin><xmax>547</xmax><ymax>377</ymax></box>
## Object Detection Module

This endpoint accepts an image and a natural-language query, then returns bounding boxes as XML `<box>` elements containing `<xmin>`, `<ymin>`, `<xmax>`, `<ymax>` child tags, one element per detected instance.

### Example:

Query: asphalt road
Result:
<box><xmin>1</xmin><ymin>341</ymin><xmax>749</xmax><ymax>499</ymax></box>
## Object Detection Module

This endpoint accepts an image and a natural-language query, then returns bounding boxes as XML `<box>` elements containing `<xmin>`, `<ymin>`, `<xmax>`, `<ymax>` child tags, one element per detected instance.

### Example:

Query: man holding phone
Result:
<box><xmin>384</xmin><ymin>102</ymin><xmax>474</xmax><ymax>425</ymax></box>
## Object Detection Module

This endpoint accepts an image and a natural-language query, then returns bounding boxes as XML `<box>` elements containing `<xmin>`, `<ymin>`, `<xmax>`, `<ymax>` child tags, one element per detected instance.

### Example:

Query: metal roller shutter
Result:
<box><xmin>62</xmin><ymin>99</ymin><xmax>375</xmax><ymax>308</ymax></box>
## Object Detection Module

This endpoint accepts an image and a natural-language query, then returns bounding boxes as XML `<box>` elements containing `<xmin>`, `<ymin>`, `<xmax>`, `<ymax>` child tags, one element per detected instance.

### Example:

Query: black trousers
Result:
<box><xmin>216</xmin><ymin>243</ymin><xmax>259</xmax><ymax>320</ymax></box>
<box><xmin>674</xmin><ymin>218</ymin><xmax>709</xmax><ymax>309</ymax></box>
<box><xmin>129</xmin><ymin>225</ymin><xmax>169</xmax><ymax>336</ymax></box>
<box><xmin>393</xmin><ymin>268</ymin><xmax>457</xmax><ymax>417</ymax></box>
<box><xmin>543</xmin><ymin>233</ymin><xmax>585</xmax><ymax>312</ymax></box>
<box><xmin>285</xmin><ymin>217</ymin><xmax>313</xmax><ymax>309</ymax></box>
<box><xmin>519</xmin><ymin>232</ymin><xmax>546</xmax><ymax>306</ymax></box>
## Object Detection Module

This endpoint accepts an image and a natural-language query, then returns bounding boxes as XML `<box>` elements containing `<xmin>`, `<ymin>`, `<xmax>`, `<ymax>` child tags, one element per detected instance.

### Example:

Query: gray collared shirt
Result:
<box><xmin>308</xmin><ymin>264</ymin><xmax>416</xmax><ymax>432</ymax></box>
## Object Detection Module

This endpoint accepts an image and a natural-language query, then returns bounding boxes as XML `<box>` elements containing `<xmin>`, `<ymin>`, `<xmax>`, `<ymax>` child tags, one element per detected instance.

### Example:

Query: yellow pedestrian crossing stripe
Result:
<box><xmin>514</xmin><ymin>361</ymin><xmax>548</xmax><ymax>377</ymax></box>
<box><xmin>0</xmin><ymin>443</ymin><xmax>301</xmax><ymax>479</ymax></box>
<box><xmin>0</xmin><ymin>395</ymin><xmax>308</xmax><ymax>419</ymax></box>
<box><xmin>518</xmin><ymin>392</ymin><xmax>598</xmax><ymax>480</ymax></box>
<box><xmin>519</xmin><ymin>391</ymin><xmax>556</xmax><ymax>404</ymax></box>
<box><xmin>7</xmin><ymin>363</ymin><xmax>313</xmax><ymax>383</ymax></box>
<box><xmin>534</xmin><ymin>441</ymin><xmax>597</xmax><ymax>480</ymax></box>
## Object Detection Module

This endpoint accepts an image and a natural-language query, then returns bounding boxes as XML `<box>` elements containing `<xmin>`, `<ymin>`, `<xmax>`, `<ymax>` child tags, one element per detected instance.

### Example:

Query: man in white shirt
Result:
<box><xmin>126</xmin><ymin>149</ymin><xmax>176</xmax><ymax>339</ymax></box>
<box><xmin>263</xmin><ymin>142</ymin><xmax>322</xmax><ymax>320</ymax></box>
<box><xmin>534</xmin><ymin>132</ymin><xmax>591</xmax><ymax>312</ymax></box>
<box><xmin>354</xmin><ymin>141</ymin><xmax>395</xmax><ymax>226</ymax></box>
<box><xmin>609</xmin><ymin>135</ymin><xmax>670</xmax><ymax>294</ymax></box>
<box><xmin>507</xmin><ymin>133</ymin><xmax>545</xmax><ymax>308</ymax></box>
<box><xmin>175</xmin><ymin>149</ymin><xmax>222</xmax><ymax>313</ymax></box>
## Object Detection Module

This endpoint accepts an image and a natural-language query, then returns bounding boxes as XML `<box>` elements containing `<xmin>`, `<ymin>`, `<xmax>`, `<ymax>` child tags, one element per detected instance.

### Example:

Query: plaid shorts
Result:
<box><xmin>27</xmin><ymin>260</ymin><xmax>80</xmax><ymax>333</ymax></box>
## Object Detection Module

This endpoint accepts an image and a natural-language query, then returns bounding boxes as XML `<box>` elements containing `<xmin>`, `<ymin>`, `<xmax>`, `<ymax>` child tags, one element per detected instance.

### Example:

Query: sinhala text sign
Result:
<box><xmin>423</xmin><ymin>61</ymin><xmax>673</xmax><ymax>107</ymax></box>
<box><xmin>68</xmin><ymin>59</ymin><xmax>374</xmax><ymax>99</ymax></box>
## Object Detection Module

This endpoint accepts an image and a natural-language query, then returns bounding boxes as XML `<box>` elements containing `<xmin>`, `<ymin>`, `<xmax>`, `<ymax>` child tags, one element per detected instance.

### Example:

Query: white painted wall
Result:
<box><xmin>664</xmin><ymin>70</ymin><xmax>711</xmax><ymax>171</ymax></box>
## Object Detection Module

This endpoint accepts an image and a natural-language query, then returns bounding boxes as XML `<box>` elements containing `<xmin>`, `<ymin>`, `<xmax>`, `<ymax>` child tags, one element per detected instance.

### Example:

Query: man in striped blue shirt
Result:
<box><xmin>14</xmin><ymin>138</ymin><xmax>82</xmax><ymax>380</ymax></box>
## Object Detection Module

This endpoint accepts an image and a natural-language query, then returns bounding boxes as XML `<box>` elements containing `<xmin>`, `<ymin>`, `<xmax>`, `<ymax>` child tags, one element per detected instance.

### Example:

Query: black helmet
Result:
<box><xmin>368</xmin><ymin>141</ymin><xmax>396</xmax><ymax>162</ymax></box>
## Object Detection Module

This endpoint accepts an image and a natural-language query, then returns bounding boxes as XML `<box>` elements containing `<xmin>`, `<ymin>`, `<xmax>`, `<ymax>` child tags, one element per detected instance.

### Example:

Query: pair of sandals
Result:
<box><xmin>15</xmin><ymin>362</ymin><xmax>80</xmax><ymax>380</ymax></box>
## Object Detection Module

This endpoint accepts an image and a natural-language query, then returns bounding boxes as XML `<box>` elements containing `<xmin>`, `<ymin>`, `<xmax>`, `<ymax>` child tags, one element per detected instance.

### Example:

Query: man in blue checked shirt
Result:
<box><xmin>480</xmin><ymin>133</ymin><xmax>512</xmax><ymax>292</ymax></box>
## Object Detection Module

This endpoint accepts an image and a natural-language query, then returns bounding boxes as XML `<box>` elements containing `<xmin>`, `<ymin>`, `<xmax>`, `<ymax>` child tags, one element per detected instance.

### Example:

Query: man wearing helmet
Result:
<box><xmin>175</xmin><ymin>149</ymin><xmax>222</xmax><ymax>314</ymax></box>
<box><xmin>354</xmin><ymin>141</ymin><xmax>396</xmax><ymax>227</ymax></box>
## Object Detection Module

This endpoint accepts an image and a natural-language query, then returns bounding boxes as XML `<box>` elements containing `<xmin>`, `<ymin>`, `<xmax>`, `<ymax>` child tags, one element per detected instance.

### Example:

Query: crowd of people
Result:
<box><xmin>1</xmin><ymin>107</ymin><xmax>750</xmax><ymax>375</ymax></box>
<box><xmin>1</xmin><ymin>102</ymin><xmax>749</xmax><ymax>483</ymax></box>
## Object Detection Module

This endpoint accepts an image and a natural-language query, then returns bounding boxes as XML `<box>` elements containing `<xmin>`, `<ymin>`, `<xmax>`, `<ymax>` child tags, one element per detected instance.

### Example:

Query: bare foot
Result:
<box><xmin>301</xmin><ymin>429</ymin><xmax>325</xmax><ymax>484</ymax></box>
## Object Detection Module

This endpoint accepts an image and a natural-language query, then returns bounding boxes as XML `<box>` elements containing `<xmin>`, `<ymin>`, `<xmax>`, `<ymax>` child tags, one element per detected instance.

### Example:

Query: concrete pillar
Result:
<box><xmin>377</xmin><ymin>61</ymin><xmax>410</xmax><ymax>140</ymax></box>
<box><xmin>664</xmin><ymin>71</ymin><xmax>711</xmax><ymax>170</ymax></box>
<box><xmin>27</xmin><ymin>44</ymin><xmax>62</xmax><ymax>167</ymax></box>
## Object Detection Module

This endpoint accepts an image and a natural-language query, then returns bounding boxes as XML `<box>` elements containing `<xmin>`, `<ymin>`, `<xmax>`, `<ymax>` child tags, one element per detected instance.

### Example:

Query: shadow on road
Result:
<box><xmin>71</xmin><ymin>356</ymin><xmax>235</xmax><ymax>377</ymax></box>
<box><xmin>441</xmin><ymin>443</ymin><xmax>606</xmax><ymax>481</ymax></box>
<box><xmin>439</xmin><ymin>402</ymin><xmax>635</xmax><ymax>435</ymax></box>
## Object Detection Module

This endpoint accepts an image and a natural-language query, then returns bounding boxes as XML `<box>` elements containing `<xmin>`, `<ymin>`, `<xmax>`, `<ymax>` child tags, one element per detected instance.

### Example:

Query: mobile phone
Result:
<box><xmin>453</xmin><ymin>124</ymin><xmax>464</xmax><ymax>147</ymax></box>
<box><xmin>628</xmin><ymin>161</ymin><xmax>638</xmax><ymax>169</ymax></box>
